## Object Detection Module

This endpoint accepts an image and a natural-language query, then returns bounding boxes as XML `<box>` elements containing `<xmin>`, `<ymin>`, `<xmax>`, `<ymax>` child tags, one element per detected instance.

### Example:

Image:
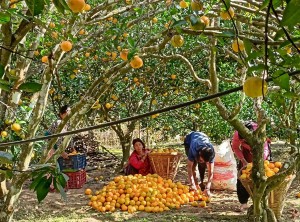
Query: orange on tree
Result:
<box><xmin>49</xmin><ymin>22</ymin><xmax>55</xmax><ymax>28</ymax></box>
<box><xmin>220</xmin><ymin>7</ymin><xmax>235</xmax><ymax>20</ymax></box>
<box><xmin>11</xmin><ymin>123</ymin><xmax>21</xmax><ymax>132</ymax></box>
<box><xmin>67</xmin><ymin>0</ymin><xmax>86</xmax><ymax>13</ymax></box>
<box><xmin>189</xmin><ymin>16</ymin><xmax>207</xmax><ymax>30</ymax></box>
<box><xmin>130</xmin><ymin>56</ymin><xmax>143</xmax><ymax>69</ymax></box>
<box><xmin>170</xmin><ymin>35</ymin><xmax>184</xmax><ymax>47</ymax></box>
<box><xmin>41</xmin><ymin>56</ymin><xmax>48</xmax><ymax>63</ymax></box>
<box><xmin>34</xmin><ymin>50</ymin><xmax>39</xmax><ymax>56</ymax></box>
<box><xmin>60</xmin><ymin>41</ymin><xmax>73</xmax><ymax>52</ymax></box>
<box><xmin>200</xmin><ymin>15</ymin><xmax>210</xmax><ymax>27</ymax></box>
<box><xmin>243</xmin><ymin>76</ymin><xmax>268</xmax><ymax>98</ymax></box>
<box><xmin>1</xmin><ymin>131</ymin><xmax>8</xmax><ymax>137</ymax></box>
<box><xmin>179</xmin><ymin>0</ymin><xmax>188</xmax><ymax>8</ymax></box>
<box><xmin>171</xmin><ymin>74</ymin><xmax>176</xmax><ymax>80</ymax></box>
<box><xmin>191</xmin><ymin>0</ymin><xmax>203</xmax><ymax>11</ymax></box>
<box><xmin>152</xmin><ymin>17</ymin><xmax>158</xmax><ymax>23</ymax></box>
<box><xmin>79</xmin><ymin>29</ymin><xmax>85</xmax><ymax>35</ymax></box>
<box><xmin>232</xmin><ymin>39</ymin><xmax>245</xmax><ymax>52</ymax></box>
<box><xmin>120</xmin><ymin>49</ymin><xmax>129</xmax><ymax>61</ymax></box>
<box><xmin>83</xmin><ymin>3</ymin><xmax>91</xmax><ymax>11</ymax></box>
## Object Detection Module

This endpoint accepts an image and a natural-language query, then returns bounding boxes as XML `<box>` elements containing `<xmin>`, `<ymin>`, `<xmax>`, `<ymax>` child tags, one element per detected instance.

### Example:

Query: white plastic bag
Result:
<box><xmin>211</xmin><ymin>140</ymin><xmax>237</xmax><ymax>191</ymax></box>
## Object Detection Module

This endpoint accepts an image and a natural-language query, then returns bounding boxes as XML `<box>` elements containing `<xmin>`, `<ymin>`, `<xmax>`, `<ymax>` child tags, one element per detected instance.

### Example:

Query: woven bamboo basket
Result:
<box><xmin>240</xmin><ymin>171</ymin><xmax>295</xmax><ymax>219</ymax></box>
<box><xmin>148</xmin><ymin>152</ymin><xmax>183</xmax><ymax>180</ymax></box>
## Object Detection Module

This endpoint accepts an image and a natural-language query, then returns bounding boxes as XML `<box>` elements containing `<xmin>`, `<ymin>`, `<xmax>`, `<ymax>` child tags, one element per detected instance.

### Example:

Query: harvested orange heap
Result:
<box><xmin>151</xmin><ymin>148</ymin><xmax>182</xmax><ymax>155</ymax></box>
<box><xmin>240</xmin><ymin>160</ymin><xmax>283</xmax><ymax>180</ymax></box>
<box><xmin>85</xmin><ymin>174</ymin><xmax>209</xmax><ymax>213</ymax></box>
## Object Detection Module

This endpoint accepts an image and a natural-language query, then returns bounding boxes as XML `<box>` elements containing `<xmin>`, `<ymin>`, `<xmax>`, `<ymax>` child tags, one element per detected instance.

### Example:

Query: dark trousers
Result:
<box><xmin>197</xmin><ymin>162</ymin><xmax>206</xmax><ymax>183</ymax></box>
<box><xmin>237</xmin><ymin>161</ymin><xmax>250</xmax><ymax>204</ymax></box>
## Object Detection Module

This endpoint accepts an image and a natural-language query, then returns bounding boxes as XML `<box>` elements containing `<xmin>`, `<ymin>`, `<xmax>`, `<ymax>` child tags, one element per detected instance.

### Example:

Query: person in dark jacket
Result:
<box><xmin>184</xmin><ymin>131</ymin><xmax>215</xmax><ymax>197</ymax></box>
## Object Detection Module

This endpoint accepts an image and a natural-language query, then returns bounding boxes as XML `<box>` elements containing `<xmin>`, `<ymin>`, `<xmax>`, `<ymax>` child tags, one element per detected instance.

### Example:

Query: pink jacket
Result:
<box><xmin>231</xmin><ymin>123</ymin><xmax>270</xmax><ymax>162</ymax></box>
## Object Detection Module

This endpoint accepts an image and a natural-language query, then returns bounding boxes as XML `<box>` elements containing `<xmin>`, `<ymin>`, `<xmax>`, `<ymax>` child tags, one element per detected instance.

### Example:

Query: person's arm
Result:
<box><xmin>203</xmin><ymin>162</ymin><xmax>214</xmax><ymax>197</ymax></box>
<box><xmin>187</xmin><ymin>159</ymin><xmax>200</xmax><ymax>190</ymax></box>
<box><xmin>232</xmin><ymin>131</ymin><xmax>247</xmax><ymax>166</ymax></box>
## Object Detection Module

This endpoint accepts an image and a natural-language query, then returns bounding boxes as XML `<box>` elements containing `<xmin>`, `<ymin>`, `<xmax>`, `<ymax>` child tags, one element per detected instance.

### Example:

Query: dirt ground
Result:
<box><xmin>13</xmin><ymin>143</ymin><xmax>300</xmax><ymax>222</ymax></box>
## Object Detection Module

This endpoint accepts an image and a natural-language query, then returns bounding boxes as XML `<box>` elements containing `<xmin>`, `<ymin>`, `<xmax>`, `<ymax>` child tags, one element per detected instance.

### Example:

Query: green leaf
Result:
<box><xmin>248</xmin><ymin>51</ymin><xmax>262</xmax><ymax>60</ymax></box>
<box><xmin>273</xmin><ymin>71</ymin><xmax>290</xmax><ymax>90</ymax></box>
<box><xmin>258</xmin><ymin>0</ymin><xmax>270</xmax><ymax>11</ymax></box>
<box><xmin>247</xmin><ymin>64</ymin><xmax>266</xmax><ymax>73</ymax></box>
<box><xmin>0</xmin><ymin>12</ymin><xmax>11</xmax><ymax>24</ymax></box>
<box><xmin>283</xmin><ymin>91</ymin><xmax>299</xmax><ymax>99</ymax></box>
<box><xmin>279</xmin><ymin>37</ymin><xmax>300</xmax><ymax>48</ymax></box>
<box><xmin>0</xmin><ymin>83</ymin><xmax>11</xmax><ymax>92</ymax></box>
<box><xmin>274</xmin><ymin>30</ymin><xmax>285</xmax><ymax>41</ymax></box>
<box><xmin>0</xmin><ymin>64</ymin><xmax>4</xmax><ymax>78</ymax></box>
<box><xmin>18</xmin><ymin>82</ymin><xmax>42</xmax><ymax>92</ymax></box>
<box><xmin>127</xmin><ymin>37</ymin><xmax>135</xmax><ymax>48</ymax></box>
<box><xmin>52</xmin><ymin>0</ymin><xmax>65</xmax><ymax>14</ymax></box>
<box><xmin>215</xmin><ymin>31</ymin><xmax>235</xmax><ymax>37</ymax></box>
<box><xmin>0</xmin><ymin>151</ymin><xmax>13</xmax><ymax>164</ymax></box>
<box><xmin>36</xmin><ymin>176</ymin><xmax>52</xmax><ymax>202</ymax></box>
<box><xmin>243</xmin><ymin>38</ymin><xmax>253</xmax><ymax>56</ymax></box>
<box><xmin>24</xmin><ymin>0</ymin><xmax>45</xmax><ymax>16</ymax></box>
<box><xmin>58</xmin><ymin>0</ymin><xmax>71</xmax><ymax>10</ymax></box>
<box><xmin>172</xmin><ymin>20</ymin><xmax>187</xmax><ymax>28</ymax></box>
<box><xmin>281</xmin><ymin>0</ymin><xmax>300</xmax><ymax>27</ymax></box>
<box><xmin>189</xmin><ymin>15</ymin><xmax>198</xmax><ymax>26</ymax></box>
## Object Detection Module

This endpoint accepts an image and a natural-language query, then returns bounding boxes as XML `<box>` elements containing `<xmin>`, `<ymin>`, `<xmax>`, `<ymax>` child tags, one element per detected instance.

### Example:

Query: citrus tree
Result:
<box><xmin>0</xmin><ymin>0</ymin><xmax>299</xmax><ymax>222</ymax></box>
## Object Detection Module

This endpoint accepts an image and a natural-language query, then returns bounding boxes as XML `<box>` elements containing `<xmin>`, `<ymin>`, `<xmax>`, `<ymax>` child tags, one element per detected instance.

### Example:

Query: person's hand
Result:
<box><xmin>61</xmin><ymin>152</ymin><xmax>69</xmax><ymax>159</ymax></box>
<box><xmin>203</xmin><ymin>189</ymin><xmax>211</xmax><ymax>197</ymax></box>
<box><xmin>189</xmin><ymin>184</ymin><xmax>200</xmax><ymax>191</ymax></box>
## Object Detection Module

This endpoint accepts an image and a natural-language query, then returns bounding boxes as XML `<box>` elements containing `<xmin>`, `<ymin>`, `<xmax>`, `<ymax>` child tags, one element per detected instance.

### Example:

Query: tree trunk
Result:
<box><xmin>0</xmin><ymin>174</ymin><xmax>29</xmax><ymax>222</ymax></box>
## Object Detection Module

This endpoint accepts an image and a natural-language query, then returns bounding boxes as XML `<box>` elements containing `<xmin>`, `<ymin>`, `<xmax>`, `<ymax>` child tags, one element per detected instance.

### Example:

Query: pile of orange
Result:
<box><xmin>85</xmin><ymin>174</ymin><xmax>209</xmax><ymax>213</ymax></box>
<box><xmin>240</xmin><ymin>160</ymin><xmax>283</xmax><ymax>180</ymax></box>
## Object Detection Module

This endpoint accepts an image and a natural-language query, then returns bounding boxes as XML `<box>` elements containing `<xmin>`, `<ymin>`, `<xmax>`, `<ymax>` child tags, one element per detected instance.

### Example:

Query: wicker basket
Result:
<box><xmin>148</xmin><ymin>153</ymin><xmax>183</xmax><ymax>180</ymax></box>
<box><xmin>240</xmin><ymin>171</ymin><xmax>295</xmax><ymax>219</ymax></box>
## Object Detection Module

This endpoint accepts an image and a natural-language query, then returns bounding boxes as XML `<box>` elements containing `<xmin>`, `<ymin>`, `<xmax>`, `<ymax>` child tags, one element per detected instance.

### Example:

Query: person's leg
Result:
<box><xmin>198</xmin><ymin>162</ymin><xmax>206</xmax><ymax>190</ymax></box>
<box><xmin>237</xmin><ymin>161</ymin><xmax>250</xmax><ymax>211</ymax></box>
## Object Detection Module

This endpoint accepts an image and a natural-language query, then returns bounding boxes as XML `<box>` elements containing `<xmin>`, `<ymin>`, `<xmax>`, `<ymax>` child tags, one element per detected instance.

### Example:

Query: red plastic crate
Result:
<box><xmin>65</xmin><ymin>170</ymin><xmax>86</xmax><ymax>189</ymax></box>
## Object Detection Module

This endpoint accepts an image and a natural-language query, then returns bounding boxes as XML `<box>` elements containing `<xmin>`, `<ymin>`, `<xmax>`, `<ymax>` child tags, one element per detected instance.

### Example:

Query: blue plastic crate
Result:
<box><xmin>58</xmin><ymin>154</ymin><xmax>86</xmax><ymax>171</ymax></box>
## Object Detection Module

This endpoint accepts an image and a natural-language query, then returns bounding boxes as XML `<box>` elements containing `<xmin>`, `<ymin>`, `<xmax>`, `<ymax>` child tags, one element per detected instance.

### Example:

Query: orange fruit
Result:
<box><xmin>67</xmin><ymin>0</ymin><xmax>86</xmax><ymax>13</ymax></box>
<box><xmin>130</xmin><ymin>56</ymin><xmax>143</xmax><ymax>69</ymax></box>
<box><xmin>11</xmin><ymin>123</ymin><xmax>21</xmax><ymax>131</ymax></box>
<box><xmin>170</xmin><ymin>35</ymin><xmax>184</xmax><ymax>47</ymax></box>
<box><xmin>120</xmin><ymin>49</ymin><xmax>129</xmax><ymax>61</ymax></box>
<box><xmin>85</xmin><ymin>188</ymin><xmax>92</xmax><ymax>195</ymax></box>
<box><xmin>232</xmin><ymin>39</ymin><xmax>245</xmax><ymax>52</ymax></box>
<box><xmin>243</xmin><ymin>77</ymin><xmax>268</xmax><ymax>98</ymax></box>
<box><xmin>200</xmin><ymin>15</ymin><xmax>210</xmax><ymax>27</ymax></box>
<box><xmin>268</xmin><ymin>163</ymin><xmax>275</xmax><ymax>169</ymax></box>
<box><xmin>60</xmin><ymin>41</ymin><xmax>72</xmax><ymax>52</ymax></box>
<box><xmin>41</xmin><ymin>56</ymin><xmax>48</xmax><ymax>63</ymax></box>
<box><xmin>273</xmin><ymin>167</ymin><xmax>279</xmax><ymax>173</ymax></box>
<box><xmin>274</xmin><ymin>162</ymin><xmax>282</xmax><ymax>168</ymax></box>
<box><xmin>1</xmin><ymin>131</ymin><xmax>8</xmax><ymax>137</ymax></box>
<box><xmin>296</xmin><ymin>193</ymin><xmax>300</xmax><ymax>198</ymax></box>
<box><xmin>49</xmin><ymin>22</ymin><xmax>55</xmax><ymax>28</ymax></box>
<box><xmin>199</xmin><ymin>200</ymin><xmax>206</xmax><ymax>207</ymax></box>
<box><xmin>152</xmin><ymin>17</ymin><xmax>158</xmax><ymax>23</ymax></box>
<box><xmin>79</xmin><ymin>29</ymin><xmax>85</xmax><ymax>35</ymax></box>
<box><xmin>179</xmin><ymin>0</ymin><xmax>188</xmax><ymax>8</ymax></box>
<box><xmin>220</xmin><ymin>7</ymin><xmax>234</xmax><ymax>20</ymax></box>
<box><xmin>84</xmin><ymin>3</ymin><xmax>91</xmax><ymax>11</ymax></box>
<box><xmin>191</xmin><ymin>0</ymin><xmax>203</xmax><ymax>11</ymax></box>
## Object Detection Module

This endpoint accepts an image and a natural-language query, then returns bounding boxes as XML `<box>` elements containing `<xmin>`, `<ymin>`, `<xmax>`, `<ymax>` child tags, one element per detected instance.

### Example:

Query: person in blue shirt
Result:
<box><xmin>183</xmin><ymin>131</ymin><xmax>215</xmax><ymax>197</ymax></box>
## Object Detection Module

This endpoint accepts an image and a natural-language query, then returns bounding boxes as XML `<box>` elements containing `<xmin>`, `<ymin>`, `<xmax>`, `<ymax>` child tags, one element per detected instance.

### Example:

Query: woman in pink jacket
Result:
<box><xmin>125</xmin><ymin>138</ymin><xmax>153</xmax><ymax>176</ymax></box>
<box><xmin>232</xmin><ymin>121</ymin><xmax>271</xmax><ymax>212</ymax></box>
